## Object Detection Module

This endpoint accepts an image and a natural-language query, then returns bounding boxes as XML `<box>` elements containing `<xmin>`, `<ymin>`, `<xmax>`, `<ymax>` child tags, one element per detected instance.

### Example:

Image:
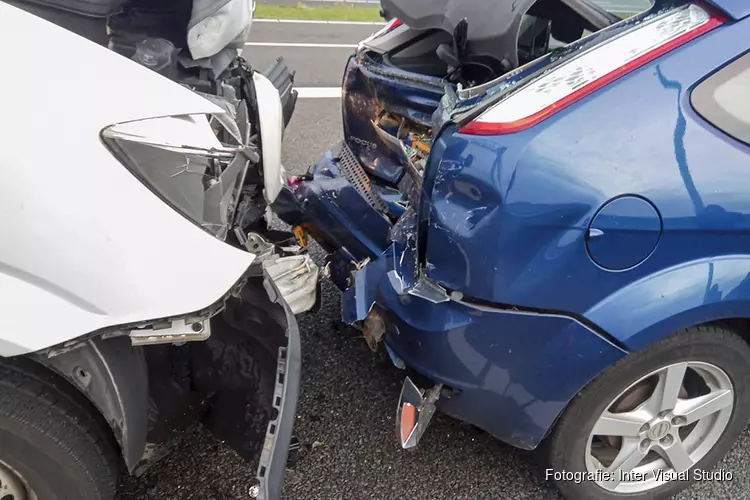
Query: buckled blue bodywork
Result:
<box><xmin>272</xmin><ymin>5</ymin><xmax>750</xmax><ymax>450</ymax></box>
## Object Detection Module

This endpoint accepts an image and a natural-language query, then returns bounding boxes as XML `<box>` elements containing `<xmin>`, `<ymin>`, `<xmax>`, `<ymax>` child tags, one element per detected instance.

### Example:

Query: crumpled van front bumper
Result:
<box><xmin>255</xmin><ymin>273</ymin><xmax>301</xmax><ymax>500</ymax></box>
<box><xmin>273</xmin><ymin>142</ymin><xmax>627</xmax><ymax>450</ymax></box>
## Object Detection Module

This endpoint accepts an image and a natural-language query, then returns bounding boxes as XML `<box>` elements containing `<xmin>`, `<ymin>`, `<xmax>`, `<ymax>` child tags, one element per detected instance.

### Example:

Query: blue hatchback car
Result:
<box><xmin>274</xmin><ymin>1</ymin><xmax>750</xmax><ymax>498</ymax></box>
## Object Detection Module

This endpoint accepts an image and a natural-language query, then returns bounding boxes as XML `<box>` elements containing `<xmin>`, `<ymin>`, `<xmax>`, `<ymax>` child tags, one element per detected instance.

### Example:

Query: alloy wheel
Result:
<box><xmin>585</xmin><ymin>361</ymin><xmax>734</xmax><ymax>494</ymax></box>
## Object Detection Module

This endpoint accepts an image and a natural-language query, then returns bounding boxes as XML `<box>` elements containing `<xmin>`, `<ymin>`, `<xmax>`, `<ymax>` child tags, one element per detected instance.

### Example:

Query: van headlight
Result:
<box><xmin>102</xmin><ymin>113</ymin><xmax>255</xmax><ymax>241</ymax></box>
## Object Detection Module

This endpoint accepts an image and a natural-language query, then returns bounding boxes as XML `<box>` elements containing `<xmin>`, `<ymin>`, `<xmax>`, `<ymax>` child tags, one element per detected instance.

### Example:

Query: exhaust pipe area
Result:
<box><xmin>362</xmin><ymin>308</ymin><xmax>386</xmax><ymax>351</ymax></box>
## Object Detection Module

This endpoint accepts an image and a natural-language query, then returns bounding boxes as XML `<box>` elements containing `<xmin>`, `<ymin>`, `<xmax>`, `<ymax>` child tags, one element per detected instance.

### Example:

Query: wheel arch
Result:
<box><xmin>33</xmin><ymin>335</ymin><xmax>148</xmax><ymax>474</ymax></box>
<box><xmin>584</xmin><ymin>257</ymin><xmax>750</xmax><ymax>352</ymax></box>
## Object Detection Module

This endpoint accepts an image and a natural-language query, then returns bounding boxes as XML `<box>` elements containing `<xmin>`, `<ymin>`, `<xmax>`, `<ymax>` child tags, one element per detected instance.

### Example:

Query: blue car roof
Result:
<box><xmin>705</xmin><ymin>0</ymin><xmax>750</xmax><ymax>19</ymax></box>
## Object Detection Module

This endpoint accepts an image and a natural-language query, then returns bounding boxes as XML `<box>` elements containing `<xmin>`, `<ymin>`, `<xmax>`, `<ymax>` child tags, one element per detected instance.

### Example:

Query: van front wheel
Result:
<box><xmin>0</xmin><ymin>357</ymin><xmax>119</xmax><ymax>500</ymax></box>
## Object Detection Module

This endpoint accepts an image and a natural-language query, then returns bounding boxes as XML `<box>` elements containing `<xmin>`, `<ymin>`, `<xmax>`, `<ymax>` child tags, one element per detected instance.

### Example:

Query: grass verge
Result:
<box><xmin>254</xmin><ymin>3</ymin><xmax>639</xmax><ymax>24</ymax></box>
<box><xmin>254</xmin><ymin>3</ymin><xmax>384</xmax><ymax>22</ymax></box>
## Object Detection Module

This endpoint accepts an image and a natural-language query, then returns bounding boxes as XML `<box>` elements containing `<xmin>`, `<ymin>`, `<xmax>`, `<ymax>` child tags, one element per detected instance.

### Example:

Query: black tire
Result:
<box><xmin>0</xmin><ymin>357</ymin><xmax>119</xmax><ymax>500</ymax></box>
<box><xmin>543</xmin><ymin>325</ymin><xmax>750</xmax><ymax>500</ymax></box>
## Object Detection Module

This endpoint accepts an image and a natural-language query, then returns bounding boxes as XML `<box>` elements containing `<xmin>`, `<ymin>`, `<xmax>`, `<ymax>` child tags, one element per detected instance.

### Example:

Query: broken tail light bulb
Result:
<box><xmin>461</xmin><ymin>3</ymin><xmax>724</xmax><ymax>136</ymax></box>
<box><xmin>385</xmin><ymin>18</ymin><xmax>403</xmax><ymax>32</ymax></box>
<box><xmin>374</xmin><ymin>18</ymin><xmax>403</xmax><ymax>38</ymax></box>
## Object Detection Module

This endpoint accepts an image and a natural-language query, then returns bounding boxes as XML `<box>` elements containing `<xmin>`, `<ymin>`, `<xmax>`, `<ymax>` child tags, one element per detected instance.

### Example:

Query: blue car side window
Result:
<box><xmin>691</xmin><ymin>51</ymin><xmax>750</xmax><ymax>146</ymax></box>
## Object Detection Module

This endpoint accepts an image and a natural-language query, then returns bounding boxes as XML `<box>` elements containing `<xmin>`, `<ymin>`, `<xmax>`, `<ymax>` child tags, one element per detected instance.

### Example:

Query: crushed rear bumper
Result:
<box><xmin>345</xmin><ymin>245</ymin><xmax>627</xmax><ymax>450</ymax></box>
<box><xmin>272</xmin><ymin>144</ymin><xmax>628</xmax><ymax>449</ymax></box>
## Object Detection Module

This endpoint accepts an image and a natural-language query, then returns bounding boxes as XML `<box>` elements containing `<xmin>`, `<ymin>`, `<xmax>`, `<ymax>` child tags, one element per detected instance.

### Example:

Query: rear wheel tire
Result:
<box><xmin>543</xmin><ymin>325</ymin><xmax>750</xmax><ymax>500</ymax></box>
<box><xmin>0</xmin><ymin>357</ymin><xmax>119</xmax><ymax>500</ymax></box>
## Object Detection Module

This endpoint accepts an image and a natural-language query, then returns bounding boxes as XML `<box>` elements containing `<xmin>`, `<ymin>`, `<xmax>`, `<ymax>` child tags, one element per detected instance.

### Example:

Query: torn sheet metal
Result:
<box><xmin>342</xmin><ymin>210</ymin><xmax>448</xmax><ymax>325</ymax></box>
<box><xmin>370</xmin><ymin>119</ymin><xmax>423</xmax><ymax>190</ymax></box>
<box><xmin>386</xmin><ymin>245</ymin><xmax>449</xmax><ymax>304</ymax></box>
<box><xmin>342</xmin><ymin>252</ymin><xmax>386</xmax><ymax>325</ymax></box>
<box><xmin>389</xmin><ymin>208</ymin><xmax>449</xmax><ymax>303</ymax></box>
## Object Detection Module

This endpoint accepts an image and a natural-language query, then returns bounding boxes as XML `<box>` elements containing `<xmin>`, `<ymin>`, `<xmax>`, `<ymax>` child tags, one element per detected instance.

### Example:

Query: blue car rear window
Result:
<box><xmin>691</xmin><ymin>52</ymin><xmax>750</xmax><ymax>146</ymax></box>
<box><xmin>589</xmin><ymin>0</ymin><xmax>653</xmax><ymax>17</ymax></box>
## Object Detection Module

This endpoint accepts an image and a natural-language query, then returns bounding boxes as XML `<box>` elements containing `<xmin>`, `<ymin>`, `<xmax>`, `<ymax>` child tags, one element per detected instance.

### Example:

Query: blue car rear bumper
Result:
<box><xmin>273</xmin><ymin>144</ymin><xmax>627</xmax><ymax>450</ymax></box>
<box><xmin>347</xmin><ymin>245</ymin><xmax>627</xmax><ymax>449</ymax></box>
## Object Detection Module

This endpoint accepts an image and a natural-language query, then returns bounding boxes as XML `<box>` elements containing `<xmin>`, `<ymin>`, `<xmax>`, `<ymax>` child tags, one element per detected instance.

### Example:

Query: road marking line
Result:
<box><xmin>296</xmin><ymin>87</ymin><xmax>342</xmax><ymax>98</ymax></box>
<box><xmin>255</xmin><ymin>18</ymin><xmax>385</xmax><ymax>26</ymax></box>
<box><xmin>327</xmin><ymin>20</ymin><xmax>383</xmax><ymax>25</ymax></box>
<box><xmin>244</xmin><ymin>42</ymin><xmax>357</xmax><ymax>48</ymax></box>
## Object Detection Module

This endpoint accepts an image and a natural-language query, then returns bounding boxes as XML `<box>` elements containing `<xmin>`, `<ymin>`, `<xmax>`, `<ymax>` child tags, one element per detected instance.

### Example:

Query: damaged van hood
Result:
<box><xmin>0</xmin><ymin>3</ymin><xmax>257</xmax><ymax>356</ymax></box>
<box><xmin>0</xmin><ymin>3</ymin><xmax>222</xmax><ymax>128</ymax></box>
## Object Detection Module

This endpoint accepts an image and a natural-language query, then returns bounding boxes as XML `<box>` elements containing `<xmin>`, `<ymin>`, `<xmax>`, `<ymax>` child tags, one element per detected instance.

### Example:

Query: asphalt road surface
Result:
<box><xmin>118</xmin><ymin>20</ymin><xmax>750</xmax><ymax>500</ymax></box>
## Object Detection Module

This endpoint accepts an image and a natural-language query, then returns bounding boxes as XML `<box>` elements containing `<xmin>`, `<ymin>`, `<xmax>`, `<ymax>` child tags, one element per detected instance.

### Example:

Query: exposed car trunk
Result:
<box><xmin>268</xmin><ymin>0</ymin><xmax>674</xmax><ymax>291</ymax></box>
<box><xmin>379</xmin><ymin>0</ymin><xmax>618</xmax><ymax>78</ymax></box>
<box><xmin>272</xmin><ymin>0</ymin><xmax>722</xmax><ymax>326</ymax></box>
<box><xmin>340</xmin><ymin>0</ymin><xmax>630</xmax><ymax>222</ymax></box>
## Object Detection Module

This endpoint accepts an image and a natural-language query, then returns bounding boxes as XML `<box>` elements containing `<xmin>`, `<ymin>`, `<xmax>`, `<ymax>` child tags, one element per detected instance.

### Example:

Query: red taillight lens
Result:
<box><xmin>461</xmin><ymin>4</ymin><xmax>724</xmax><ymax>136</ymax></box>
<box><xmin>359</xmin><ymin>18</ymin><xmax>404</xmax><ymax>49</ymax></box>
<box><xmin>386</xmin><ymin>18</ymin><xmax>403</xmax><ymax>32</ymax></box>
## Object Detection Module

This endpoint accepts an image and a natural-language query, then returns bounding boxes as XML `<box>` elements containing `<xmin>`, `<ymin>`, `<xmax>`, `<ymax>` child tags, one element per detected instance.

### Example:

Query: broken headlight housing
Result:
<box><xmin>102</xmin><ymin>114</ymin><xmax>254</xmax><ymax>241</ymax></box>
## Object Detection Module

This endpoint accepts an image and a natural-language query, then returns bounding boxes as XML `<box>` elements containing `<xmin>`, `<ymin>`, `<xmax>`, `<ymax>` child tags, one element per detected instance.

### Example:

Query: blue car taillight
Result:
<box><xmin>357</xmin><ymin>18</ymin><xmax>403</xmax><ymax>51</ymax></box>
<box><xmin>460</xmin><ymin>3</ymin><xmax>724</xmax><ymax>136</ymax></box>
